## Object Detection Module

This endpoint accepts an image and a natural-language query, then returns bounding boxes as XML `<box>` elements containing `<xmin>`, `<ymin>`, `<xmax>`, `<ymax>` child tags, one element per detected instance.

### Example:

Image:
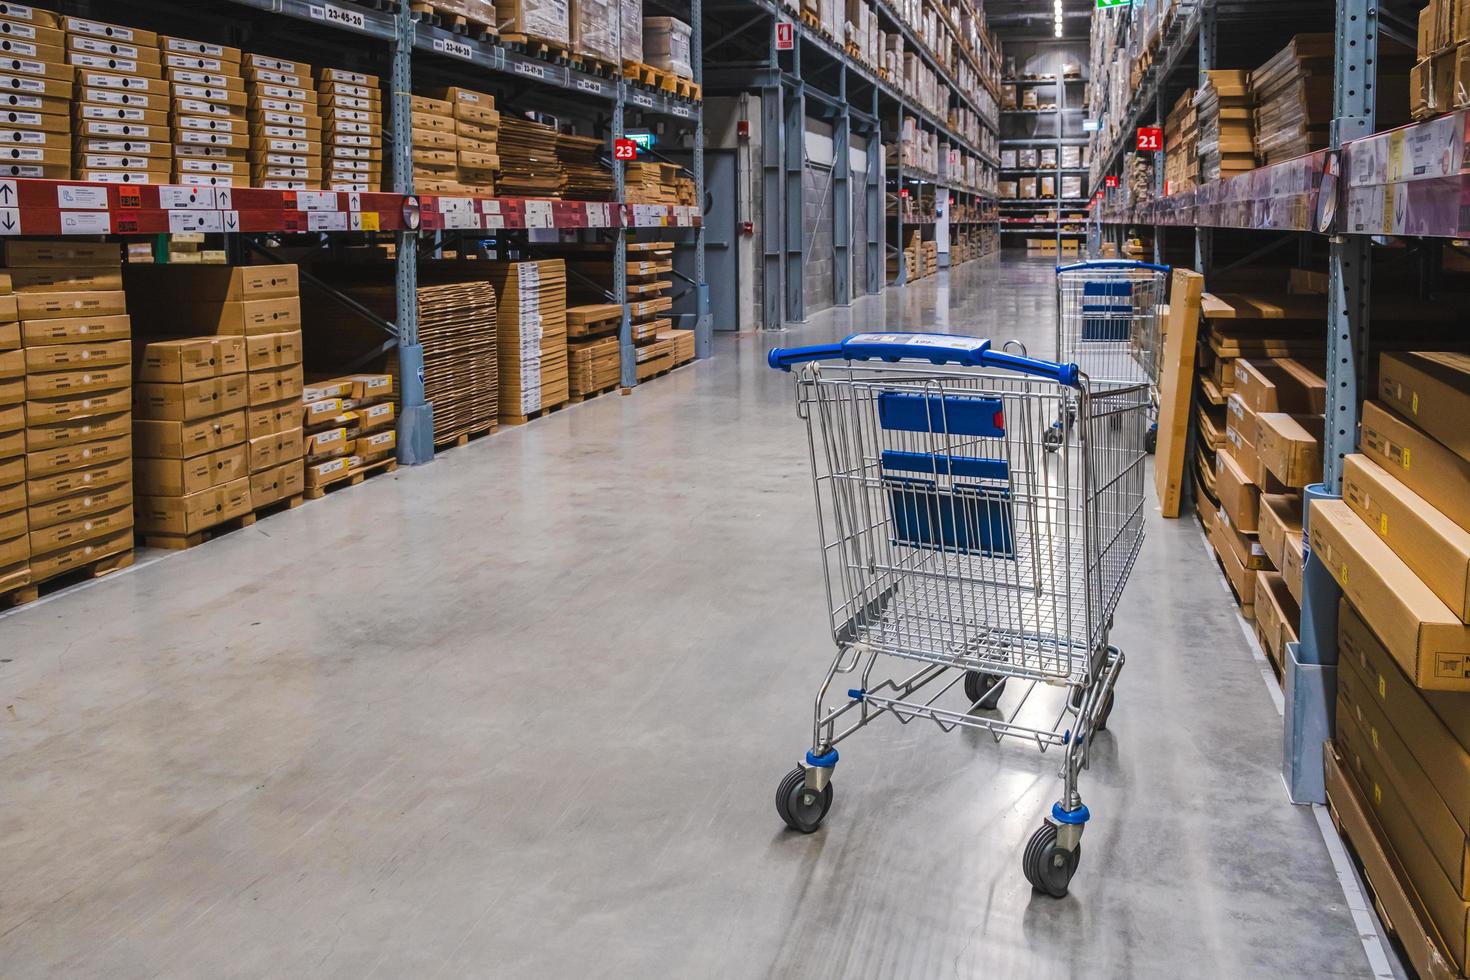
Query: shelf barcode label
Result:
<box><xmin>309</xmin><ymin>3</ymin><xmax>369</xmax><ymax>31</ymax></box>
<box><xmin>433</xmin><ymin>37</ymin><xmax>473</xmax><ymax>60</ymax></box>
<box><xmin>513</xmin><ymin>60</ymin><xmax>547</xmax><ymax>80</ymax></box>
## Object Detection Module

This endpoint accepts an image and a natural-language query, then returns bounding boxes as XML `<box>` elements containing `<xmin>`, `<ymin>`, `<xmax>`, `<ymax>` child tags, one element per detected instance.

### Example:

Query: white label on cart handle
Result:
<box><xmin>848</xmin><ymin>333</ymin><xmax>987</xmax><ymax>351</ymax></box>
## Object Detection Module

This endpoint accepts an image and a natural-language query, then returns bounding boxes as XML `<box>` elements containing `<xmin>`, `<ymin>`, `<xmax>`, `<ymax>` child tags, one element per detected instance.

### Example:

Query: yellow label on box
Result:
<box><xmin>1374</xmin><ymin>782</ymin><xmax>1382</xmax><ymax>806</ymax></box>
<box><xmin>1378</xmin><ymin>673</ymin><xmax>1386</xmax><ymax>699</ymax></box>
<box><xmin>1411</xmin><ymin>391</ymin><xmax>1418</xmax><ymax>415</ymax></box>
<box><xmin>1402</xmin><ymin>447</ymin><xmax>1410</xmax><ymax>469</ymax></box>
<box><xmin>1379</xmin><ymin>513</ymin><xmax>1388</xmax><ymax>536</ymax></box>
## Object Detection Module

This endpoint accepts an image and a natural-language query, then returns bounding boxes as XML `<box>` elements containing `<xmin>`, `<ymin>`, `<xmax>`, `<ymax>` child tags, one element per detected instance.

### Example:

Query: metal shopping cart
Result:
<box><xmin>768</xmin><ymin>333</ymin><xmax>1149</xmax><ymax>897</ymax></box>
<box><xmin>1046</xmin><ymin>260</ymin><xmax>1170</xmax><ymax>455</ymax></box>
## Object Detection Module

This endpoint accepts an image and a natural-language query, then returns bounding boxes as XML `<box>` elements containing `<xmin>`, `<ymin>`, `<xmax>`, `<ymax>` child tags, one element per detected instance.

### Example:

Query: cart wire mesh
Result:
<box><xmin>1055</xmin><ymin>264</ymin><xmax>1168</xmax><ymax>386</ymax></box>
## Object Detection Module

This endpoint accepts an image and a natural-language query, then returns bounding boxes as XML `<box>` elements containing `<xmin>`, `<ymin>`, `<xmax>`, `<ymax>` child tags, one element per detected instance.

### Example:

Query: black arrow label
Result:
<box><xmin>1</xmin><ymin>213</ymin><xmax>15</xmax><ymax>231</ymax></box>
<box><xmin>0</xmin><ymin>183</ymin><xmax>13</xmax><ymax>203</ymax></box>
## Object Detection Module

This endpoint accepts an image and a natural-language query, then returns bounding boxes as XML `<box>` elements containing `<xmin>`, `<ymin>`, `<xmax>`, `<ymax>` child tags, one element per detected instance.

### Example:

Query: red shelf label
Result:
<box><xmin>1104</xmin><ymin>175</ymin><xmax>1119</xmax><ymax>188</ymax></box>
<box><xmin>1136</xmin><ymin>127</ymin><xmax>1163</xmax><ymax>152</ymax></box>
<box><xmin>613</xmin><ymin>139</ymin><xmax>637</xmax><ymax>161</ymax></box>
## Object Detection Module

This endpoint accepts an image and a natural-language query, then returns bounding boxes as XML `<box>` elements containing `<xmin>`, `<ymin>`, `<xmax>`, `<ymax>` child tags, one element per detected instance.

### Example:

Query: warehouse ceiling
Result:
<box><xmin>984</xmin><ymin>0</ymin><xmax>1094</xmax><ymax>41</ymax></box>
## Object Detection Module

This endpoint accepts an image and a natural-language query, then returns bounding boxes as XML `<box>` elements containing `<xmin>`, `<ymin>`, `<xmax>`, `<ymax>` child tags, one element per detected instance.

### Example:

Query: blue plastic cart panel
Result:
<box><xmin>1081</xmin><ymin>279</ymin><xmax>1133</xmax><ymax>341</ymax></box>
<box><xmin>880</xmin><ymin>450</ymin><xmax>1009</xmax><ymax>482</ymax></box>
<box><xmin>885</xmin><ymin>477</ymin><xmax>1016</xmax><ymax>558</ymax></box>
<box><xmin>877</xmin><ymin>393</ymin><xmax>1005</xmax><ymax>437</ymax></box>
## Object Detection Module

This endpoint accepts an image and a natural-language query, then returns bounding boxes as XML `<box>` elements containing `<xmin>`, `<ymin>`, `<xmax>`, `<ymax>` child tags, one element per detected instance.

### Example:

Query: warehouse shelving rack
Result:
<box><xmin>18</xmin><ymin>0</ymin><xmax>708</xmax><ymax>463</ymax></box>
<box><xmin>701</xmin><ymin>0</ymin><xmax>1002</xmax><ymax>320</ymax></box>
<box><xmin>999</xmin><ymin>63</ymin><xmax>1088</xmax><ymax>253</ymax></box>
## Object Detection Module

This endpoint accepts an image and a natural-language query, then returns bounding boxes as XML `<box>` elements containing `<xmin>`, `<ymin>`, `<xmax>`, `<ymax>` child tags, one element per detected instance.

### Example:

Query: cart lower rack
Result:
<box><xmin>768</xmin><ymin>333</ymin><xmax>1149</xmax><ymax>897</ymax></box>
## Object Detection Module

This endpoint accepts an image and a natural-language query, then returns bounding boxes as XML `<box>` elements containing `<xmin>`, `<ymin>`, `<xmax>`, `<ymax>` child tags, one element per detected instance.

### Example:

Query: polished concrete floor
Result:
<box><xmin>1</xmin><ymin>255</ymin><xmax>1375</xmax><ymax>978</ymax></box>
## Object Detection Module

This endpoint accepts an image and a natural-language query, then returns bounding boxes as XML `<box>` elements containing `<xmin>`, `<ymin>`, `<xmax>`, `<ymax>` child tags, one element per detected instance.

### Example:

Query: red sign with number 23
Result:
<box><xmin>614</xmin><ymin>139</ymin><xmax>637</xmax><ymax>160</ymax></box>
<box><xmin>1136</xmin><ymin>127</ymin><xmax>1163</xmax><ymax>152</ymax></box>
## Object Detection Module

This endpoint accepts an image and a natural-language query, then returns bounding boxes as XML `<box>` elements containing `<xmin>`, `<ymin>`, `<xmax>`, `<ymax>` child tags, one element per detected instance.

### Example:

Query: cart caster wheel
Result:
<box><xmin>1023</xmin><ymin>822</ymin><xmax>1080</xmax><ymax>898</ymax></box>
<box><xmin>1043</xmin><ymin>426</ymin><xmax>1063</xmax><ymax>454</ymax></box>
<box><xmin>964</xmin><ymin>671</ymin><xmax>1006</xmax><ymax>710</ymax></box>
<box><xmin>1144</xmin><ymin>427</ymin><xmax>1158</xmax><ymax>454</ymax></box>
<box><xmin>1095</xmin><ymin>689</ymin><xmax>1116</xmax><ymax>731</ymax></box>
<box><xmin>776</xmin><ymin>766</ymin><xmax>832</xmax><ymax>834</ymax></box>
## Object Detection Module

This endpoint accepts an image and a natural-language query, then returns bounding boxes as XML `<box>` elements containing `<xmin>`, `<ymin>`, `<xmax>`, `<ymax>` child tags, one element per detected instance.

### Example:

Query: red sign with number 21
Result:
<box><xmin>1136</xmin><ymin>127</ymin><xmax>1163</xmax><ymax>152</ymax></box>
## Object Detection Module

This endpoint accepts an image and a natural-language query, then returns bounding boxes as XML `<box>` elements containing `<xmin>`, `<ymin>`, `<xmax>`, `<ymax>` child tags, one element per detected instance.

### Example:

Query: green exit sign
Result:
<box><xmin>1097</xmin><ymin>0</ymin><xmax>1131</xmax><ymax>7</ymax></box>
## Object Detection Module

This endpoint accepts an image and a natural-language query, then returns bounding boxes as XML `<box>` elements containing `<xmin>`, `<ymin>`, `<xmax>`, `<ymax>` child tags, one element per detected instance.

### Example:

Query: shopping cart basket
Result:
<box><xmin>1046</xmin><ymin>260</ymin><xmax>1170</xmax><ymax>455</ymax></box>
<box><xmin>768</xmin><ymin>333</ymin><xmax>1149</xmax><ymax>898</ymax></box>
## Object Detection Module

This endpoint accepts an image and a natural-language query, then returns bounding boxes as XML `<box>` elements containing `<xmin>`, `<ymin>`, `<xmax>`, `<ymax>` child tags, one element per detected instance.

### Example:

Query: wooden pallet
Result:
<box><xmin>410</xmin><ymin>2</ymin><xmax>497</xmax><ymax>41</ymax></box>
<box><xmin>436</xmin><ymin>423</ymin><xmax>497</xmax><ymax>451</ymax></box>
<box><xmin>141</xmin><ymin>495</ymin><xmax>305</xmax><ymax>551</ymax></box>
<box><xmin>568</xmin><ymin>382</ymin><xmax>620</xmax><ymax>404</ymax></box>
<box><xmin>304</xmin><ymin>457</ymin><xmax>399</xmax><ymax>500</ymax></box>
<box><xmin>503</xmin><ymin>33</ymin><xmax>571</xmax><ymax>62</ymax></box>
<box><xmin>672</xmin><ymin>75</ymin><xmax>700</xmax><ymax>101</ymax></box>
<box><xmin>798</xmin><ymin>10</ymin><xmax>820</xmax><ymax>29</ymax></box>
<box><xmin>572</xmin><ymin>53</ymin><xmax>619</xmax><ymax>78</ymax></box>
<box><xmin>0</xmin><ymin>548</ymin><xmax>134</xmax><ymax>611</ymax></box>
<box><xmin>502</xmin><ymin>400</ymin><xmax>568</xmax><ymax>426</ymax></box>
<box><xmin>622</xmin><ymin>59</ymin><xmax>658</xmax><ymax>86</ymax></box>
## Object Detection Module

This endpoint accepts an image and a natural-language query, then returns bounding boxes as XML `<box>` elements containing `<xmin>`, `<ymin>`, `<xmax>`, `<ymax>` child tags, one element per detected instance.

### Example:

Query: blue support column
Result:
<box><xmin>615</xmin><ymin>92</ymin><xmax>635</xmax><ymax>387</ymax></box>
<box><xmin>691</xmin><ymin>0</ymin><xmax>711</xmax><ymax>355</ymax></box>
<box><xmin>783</xmin><ymin>66</ymin><xmax>805</xmax><ymax>324</ymax></box>
<box><xmin>833</xmin><ymin>69</ymin><xmax>852</xmax><ymax>307</ymax></box>
<box><xmin>761</xmin><ymin>79</ymin><xmax>784</xmax><ymax>330</ymax></box>
<box><xmin>867</xmin><ymin>87</ymin><xmax>881</xmax><ymax>295</ymax></box>
<box><xmin>392</xmin><ymin>6</ymin><xmax>433</xmax><ymax>465</ymax></box>
<box><xmin>1153</xmin><ymin>87</ymin><xmax>1165</xmax><ymax>266</ymax></box>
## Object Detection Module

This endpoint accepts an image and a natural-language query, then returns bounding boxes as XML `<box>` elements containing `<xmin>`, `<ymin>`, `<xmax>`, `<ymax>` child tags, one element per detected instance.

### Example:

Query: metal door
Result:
<box><xmin>851</xmin><ymin>134</ymin><xmax>869</xmax><ymax>296</ymax></box>
<box><xmin>670</xmin><ymin>149</ymin><xmax>738</xmax><ymax>332</ymax></box>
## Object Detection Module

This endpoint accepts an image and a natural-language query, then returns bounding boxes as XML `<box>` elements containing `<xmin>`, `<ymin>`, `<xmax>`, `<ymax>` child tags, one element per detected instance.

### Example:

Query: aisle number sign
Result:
<box><xmin>775</xmin><ymin>22</ymin><xmax>795</xmax><ymax>50</ymax></box>
<box><xmin>1136</xmin><ymin>126</ymin><xmax>1163</xmax><ymax>152</ymax></box>
<box><xmin>614</xmin><ymin>138</ymin><xmax>637</xmax><ymax>160</ymax></box>
<box><xmin>1105</xmin><ymin>175</ymin><xmax>1119</xmax><ymax>188</ymax></box>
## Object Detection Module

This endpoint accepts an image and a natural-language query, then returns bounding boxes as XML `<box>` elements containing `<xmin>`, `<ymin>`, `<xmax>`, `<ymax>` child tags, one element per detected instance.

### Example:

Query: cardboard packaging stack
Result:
<box><xmin>1249</xmin><ymin>34</ymin><xmax>1334</xmax><ymax>167</ymax></box>
<box><xmin>0</xmin><ymin>6</ymin><xmax>68</xmax><ymax>182</ymax></box>
<box><xmin>429</xmin><ymin>86</ymin><xmax>499</xmax><ymax>196</ymax></box>
<box><xmin>301</xmin><ymin>373</ymin><xmax>394</xmax><ymax>493</ymax></box>
<box><xmin>1194</xmin><ymin>70</ymin><xmax>1255</xmax><ymax>182</ymax></box>
<box><xmin>65</xmin><ymin>16</ymin><xmax>165</xmax><ymax>185</ymax></box>
<box><xmin>620</xmin><ymin>0</ymin><xmax>643</xmax><ymax>66</ymax></box>
<box><xmin>242</xmin><ymin>271</ymin><xmax>305</xmax><ymax>508</ymax></box>
<box><xmin>1323</xmin><ymin>352</ymin><xmax>1470</xmax><ymax>977</ymax></box>
<box><xmin>163</xmin><ymin>33</ymin><xmax>246</xmax><ymax>189</ymax></box>
<box><xmin>626</xmin><ymin>241</ymin><xmax>673</xmax><ymax>380</ymax></box>
<box><xmin>1162</xmin><ymin>87</ymin><xmax>1197</xmax><ymax>193</ymax></box>
<box><xmin>409</xmin><ymin>93</ymin><xmax>458</xmax><ymax>194</ymax></box>
<box><xmin>318</xmin><ymin>67</ymin><xmax>382</xmax><ymax>192</ymax></box>
<box><xmin>493</xmin><ymin>0</ymin><xmax>571</xmax><ymax>47</ymax></box>
<box><xmin>565</xmin><ymin>302</ymin><xmax>621</xmax><ymax>398</ymax></box>
<box><xmin>487</xmin><ymin>260</ymin><xmax>568</xmax><ymax>422</ymax></box>
<box><xmin>0</xmin><ymin>273</ymin><xmax>23</xmax><ymax>594</ymax></box>
<box><xmin>642</xmin><ymin>17</ymin><xmax>692</xmax><ymax>79</ymax></box>
<box><xmin>571</xmin><ymin>0</ymin><xmax>620</xmax><ymax>69</ymax></box>
<box><xmin>497</xmin><ymin>115</ymin><xmax>562</xmax><ymax>197</ymax></box>
<box><xmin>13</xmin><ymin>240</ymin><xmax>134</xmax><ymax>583</ymax></box>
<box><xmin>245</xmin><ymin>54</ymin><xmax>323</xmax><ymax>191</ymax></box>
<box><xmin>1410</xmin><ymin>0</ymin><xmax>1469</xmax><ymax>118</ymax></box>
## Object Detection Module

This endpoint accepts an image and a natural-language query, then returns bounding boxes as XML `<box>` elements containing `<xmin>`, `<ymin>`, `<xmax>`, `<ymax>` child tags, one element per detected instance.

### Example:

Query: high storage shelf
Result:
<box><xmin>12</xmin><ymin>0</ymin><xmax>708</xmax><ymax>465</ymax></box>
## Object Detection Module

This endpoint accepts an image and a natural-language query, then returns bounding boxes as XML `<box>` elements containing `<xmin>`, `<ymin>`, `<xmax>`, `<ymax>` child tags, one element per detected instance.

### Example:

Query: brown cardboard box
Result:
<box><xmin>1258</xmin><ymin>413</ymin><xmax>1323</xmax><ymax>488</ymax></box>
<box><xmin>7</xmin><ymin>266</ymin><xmax>121</xmax><ymax>293</ymax></box>
<box><xmin>27</xmin><ymin>481</ymin><xmax>131</xmax><ymax>531</ymax></box>
<box><xmin>27</xmin><ymin>458</ymin><xmax>131</xmax><ymax>505</ymax></box>
<box><xmin>0</xmin><ymin>320</ymin><xmax>16</xmax><ymax>351</ymax></box>
<box><xmin>28</xmin><ymin>502</ymin><xmax>131</xmax><ymax>555</ymax></box>
<box><xmin>24</xmin><ymin>386</ymin><xmax>130</xmax><ymax>425</ymax></box>
<box><xmin>1209</xmin><ymin>511</ymin><xmax>1257</xmax><ymax>609</ymax></box>
<box><xmin>1361</xmin><ymin>401</ymin><xmax>1470</xmax><ymax>534</ymax></box>
<box><xmin>23</xmin><ymin>410</ymin><xmax>129</xmax><ymax>452</ymax></box>
<box><xmin>1380</xmin><ymin>353</ymin><xmax>1470</xmax><ymax>465</ymax></box>
<box><xmin>303</xmin><ymin>379</ymin><xmax>351</xmax><ymax>404</ymax></box>
<box><xmin>1311</xmin><ymin>498</ymin><xmax>1470</xmax><ymax>690</ymax></box>
<box><xmin>126</xmin><ymin>263</ymin><xmax>298</xmax><ymax>302</ymax></box>
<box><xmin>0</xmin><ymin>506</ymin><xmax>24</xmax><ymax>541</ymax></box>
<box><xmin>247</xmin><ymin>426</ymin><xmax>302</xmax><ymax>473</ymax></box>
<box><xmin>246</xmin><ymin>398</ymin><xmax>296</xmax><ymax>439</ymax></box>
<box><xmin>135</xmin><ymin>444</ymin><xmax>248</xmax><ymax>497</ymax></box>
<box><xmin>354</xmin><ymin>400</ymin><xmax>394</xmax><ymax>433</ymax></box>
<box><xmin>1216</xmin><ymin>450</ymin><xmax>1260</xmax><ymax>533</ymax></box>
<box><xmin>305</xmin><ymin>426</ymin><xmax>347</xmax><ymax>461</ymax></box>
<box><xmin>136</xmin><ymin>337</ymin><xmax>246</xmax><ymax>382</ymax></box>
<box><xmin>15</xmin><ymin>289</ymin><xmax>127</xmax><ymax>320</ymax></box>
<box><xmin>135</xmin><ymin>477</ymin><xmax>251</xmax><ymax>537</ymax></box>
<box><xmin>20</xmin><ymin>313</ymin><xmax>130</xmax><ymax>347</ymax></box>
<box><xmin>133</xmin><ymin>375</ymin><xmax>248</xmax><ymax>421</ymax></box>
<box><xmin>23</xmin><ymin>338</ymin><xmax>130</xmax><ymax>372</ymax></box>
<box><xmin>1259</xmin><ymin>492</ymin><xmax>1304</xmax><ymax>572</ymax></box>
<box><xmin>1344</xmin><ymin>453</ymin><xmax>1470</xmax><ymax>622</ymax></box>
<box><xmin>305</xmin><ymin>455</ymin><xmax>350</xmax><ymax>489</ymax></box>
<box><xmin>0</xmin><ymin>529</ymin><xmax>25</xmax><ymax>567</ymax></box>
<box><xmin>250</xmin><ymin>459</ymin><xmax>303</xmax><ymax>508</ymax></box>
<box><xmin>343</xmin><ymin>373</ymin><xmax>392</xmax><ymax>401</ymax></box>
<box><xmin>133</xmin><ymin>411</ymin><xmax>246</xmax><ymax>459</ymax></box>
<box><xmin>244</xmin><ymin>330</ymin><xmax>302</xmax><ymax>371</ymax></box>
<box><xmin>247</xmin><ymin>363</ymin><xmax>303</xmax><ymax>407</ymax></box>
<box><xmin>25</xmin><ymin>363</ymin><xmax>130</xmax><ymax>398</ymax></box>
<box><xmin>1255</xmin><ymin>570</ymin><xmax>1299</xmax><ymax>660</ymax></box>
<box><xmin>170</xmin><ymin>296</ymin><xmax>302</xmax><ymax>336</ymax></box>
<box><xmin>28</xmin><ymin>527</ymin><xmax>130</xmax><ymax>580</ymax></box>
<box><xmin>1217</xmin><ymin>507</ymin><xmax>1270</xmax><ymax>570</ymax></box>
<box><xmin>0</xmin><ymin>456</ymin><xmax>24</xmax><ymax>489</ymax></box>
<box><xmin>352</xmin><ymin>428</ymin><xmax>395</xmax><ymax>461</ymax></box>
<box><xmin>1233</xmin><ymin>359</ymin><xmax>1328</xmax><ymax>415</ymax></box>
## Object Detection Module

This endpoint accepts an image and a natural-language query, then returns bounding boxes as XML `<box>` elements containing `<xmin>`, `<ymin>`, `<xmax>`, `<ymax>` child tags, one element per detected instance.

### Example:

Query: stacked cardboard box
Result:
<box><xmin>0</xmin><ymin>6</ymin><xmax>70</xmax><ymax>182</ymax></box>
<box><xmin>642</xmin><ymin>17</ymin><xmax>692</xmax><ymax>79</ymax></box>
<box><xmin>571</xmin><ymin>0</ymin><xmax>620</xmax><ymax>69</ymax></box>
<box><xmin>625</xmin><ymin>242</ymin><xmax>673</xmax><ymax>380</ymax></box>
<box><xmin>1195</xmin><ymin>70</ymin><xmax>1255</xmax><ymax>182</ymax></box>
<box><xmin>245</xmin><ymin>54</ymin><xmax>322</xmax><ymax>190</ymax></box>
<box><xmin>488</xmin><ymin>260</ymin><xmax>568</xmax><ymax>421</ymax></box>
<box><xmin>494</xmin><ymin>0</ymin><xmax>571</xmax><ymax>47</ymax></box>
<box><xmin>410</xmin><ymin>93</ymin><xmax>458</xmax><ymax>194</ymax></box>
<box><xmin>13</xmin><ymin>241</ymin><xmax>134</xmax><ymax>582</ymax></box>
<box><xmin>1410</xmin><ymin>0</ymin><xmax>1469</xmax><ymax>118</ymax></box>
<box><xmin>565</xmin><ymin>302</ymin><xmax>622</xmax><ymax>398</ymax></box>
<box><xmin>558</xmin><ymin>132</ymin><xmax>613</xmax><ymax>200</ymax></box>
<box><xmin>1323</xmin><ymin>352</ymin><xmax>1470</xmax><ymax>978</ymax></box>
<box><xmin>302</xmin><ymin>372</ymin><xmax>395</xmax><ymax>493</ymax></box>
<box><xmin>0</xmin><ymin>274</ymin><xmax>23</xmax><ymax>595</ymax></box>
<box><xmin>319</xmin><ymin>67</ymin><xmax>382</xmax><ymax>192</ymax></box>
<box><xmin>66</xmin><ymin>16</ymin><xmax>166</xmax><ymax>184</ymax></box>
<box><xmin>430</xmin><ymin>86</ymin><xmax>499</xmax><ymax>195</ymax></box>
<box><xmin>243</xmin><ymin>275</ymin><xmax>306</xmax><ymax>508</ymax></box>
<box><xmin>163</xmin><ymin>33</ymin><xmax>246</xmax><ymax>188</ymax></box>
<box><xmin>1250</xmin><ymin>34</ymin><xmax>1333</xmax><ymax>167</ymax></box>
<box><xmin>623</xmin><ymin>160</ymin><xmax>685</xmax><ymax>204</ymax></box>
<box><xmin>1162</xmin><ymin>87</ymin><xmax>1197</xmax><ymax>192</ymax></box>
<box><xmin>497</xmin><ymin>115</ymin><xmax>562</xmax><ymax>197</ymax></box>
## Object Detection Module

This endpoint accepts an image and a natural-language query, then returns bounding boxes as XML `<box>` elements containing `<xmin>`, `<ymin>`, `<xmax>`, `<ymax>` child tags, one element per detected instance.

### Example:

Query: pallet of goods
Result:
<box><xmin>625</xmin><ymin>242</ymin><xmax>673</xmax><ymax>381</ymax></box>
<box><xmin>488</xmin><ymin>260</ymin><xmax>568</xmax><ymax>424</ymax></box>
<box><xmin>640</xmin><ymin>17</ymin><xmax>697</xmax><ymax>97</ymax></box>
<box><xmin>418</xmin><ymin>276</ymin><xmax>499</xmax><ymax>446</ymax></box>
<box><xmin>565</xmin><ymin>302</ymin><xmax>621</xmax><ymax>400</ymax></box>
<box><xmin>319</xmin><ymin>67</ymin><xmax>383</xmax><ymax>192</ymax></box>
<box><xmin>412</xmin><ymin>0</ymin><xmax>499</xmax><ymax>40</ymax></box>
<box><xmin>1320</xmin><ymin>351</ymin><xmax>1470</xmax><ymax>980</ymax></box>
<box><xmin>3</xmin><ymin>241</ymin><xmax>135</xmax><ymax>605</ymax></box>
<box><xmin>245</xmin><ymin>53</ymin><xmax>322</xmax><ymax>191</ymax></box>
<box><xmin>425</xmin><ymin>86</ymin><xmax>499</xmax><ymax>195</ymax></box>
<box><xmin>558</xmin><ymin>132</ymin><xmax>613</xmax><ymax>199</ymax></box>
<box><xmin>497</xmin><ymin>114</ymin><xmax>563</xmax><ymax>197</ymax></box>
<box><xmin>163</xmin><ymin>32</ymin><xmax>246</xmax><ymax>189</ymax></box>
<box><xmin>495</xmin><ymin>0</ymin><xmax>572</xmax><ymax>56</ymax></box>
<box><xmin>0</xmin><ymin>6</ymin><xmax>69</xmax><ymax>182</ymax></box>
<box><xmin>302</xmin><ymin>372</ymin><xmax>397</xmax><ymax>497</ymax></box>
<box><xmin>570</xmin><ymin>0</ymin><xmax>620</xmax><ymax>76</ymax></box>
<box><xmin>1410</xmin><ymin>0</ymin><xmax>1470</xmax><ymax>119</ymax></box>
<box><xmin>66</xmin><ymin>16</ymin><xmax>168</xmax><ymax>185</ymax></box>
<box><xmin>1194</xmin><ymin>70</ymin><xmax>1255</xmax><ymax>182</ymax></box>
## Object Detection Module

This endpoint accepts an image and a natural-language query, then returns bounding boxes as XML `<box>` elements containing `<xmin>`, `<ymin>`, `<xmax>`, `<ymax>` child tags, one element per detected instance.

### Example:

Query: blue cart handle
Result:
<box><xmin>767</xmin><ymin>332</ymin><xmax>1081</xmax><ymax>388</ymax></box>
<box><xmin>1055</xmin><ymin>259</ymin><xmax>1171</xmax><ymax>275</ymax></box>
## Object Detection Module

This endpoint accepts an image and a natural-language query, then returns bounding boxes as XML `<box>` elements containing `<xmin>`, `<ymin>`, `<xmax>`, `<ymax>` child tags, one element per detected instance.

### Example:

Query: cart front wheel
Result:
<box><xmin>964</xmin><ymin>671</ymin><xmax>1007</xmax><ymax>710</ymax></box>
<box><xmin>776</xmin><ymin>766</ymin><xmax>832</xmax><ymax>833</ymax></box>
<box><xmin>1095</xmin><ymin>689</ymin><xmax>1116</xmax><ymax>731</ymax></box>
<box><xmin>1043</xmin><ymin>425</ymin><xmax>1063</xmax><ymax>454</ymax></box>
<box><xmin>1023</xmin><ymin>822</ymin><xmax>1080</xmax><ymax>898</ymax></box>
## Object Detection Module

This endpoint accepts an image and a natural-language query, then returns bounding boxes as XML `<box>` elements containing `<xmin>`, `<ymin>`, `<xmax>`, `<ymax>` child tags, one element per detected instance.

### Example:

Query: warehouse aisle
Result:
<box><xmin>0</xmin><ymin>255</ymin><xmax>1373</xmax><ymax>979</ymax></box>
